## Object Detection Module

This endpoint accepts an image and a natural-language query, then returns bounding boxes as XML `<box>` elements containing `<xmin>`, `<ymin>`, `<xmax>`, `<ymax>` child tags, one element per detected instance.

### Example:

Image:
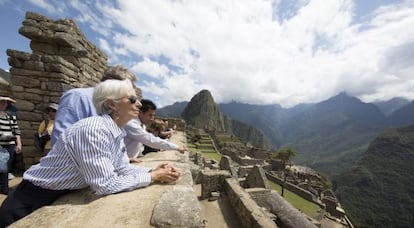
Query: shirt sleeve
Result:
<box><xmin>51</xmin><ymin>89</ymin><xmax>95</xmax><ymax>145</ymax></box>
<box><xmin>68</xmin><ymin>124</ymin><xmax>152</xmax><ymax>196</ymax></box>
<box><xmin>124</xmin><ymin>120</ymin><xmax>179</xmax><ymax>157</ymax></box>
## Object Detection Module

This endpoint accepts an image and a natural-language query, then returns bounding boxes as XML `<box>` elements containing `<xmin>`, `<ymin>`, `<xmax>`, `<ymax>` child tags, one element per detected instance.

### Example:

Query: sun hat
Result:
<box><xmin>0</xmin><ymin>96</ymin><xmax>16</xmax><ymax>103</ymax></box>
<box><xmin>47</xmin><ymin>103</ymin><xmax>59</xmax><ymax>111</ymax></box>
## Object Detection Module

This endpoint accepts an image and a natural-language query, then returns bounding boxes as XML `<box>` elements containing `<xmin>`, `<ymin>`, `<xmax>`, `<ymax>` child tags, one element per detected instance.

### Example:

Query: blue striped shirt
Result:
<box><xmin>24</xmin><ymin>114</ymin><xmax>152</xmax><ymax>195</ymax></box>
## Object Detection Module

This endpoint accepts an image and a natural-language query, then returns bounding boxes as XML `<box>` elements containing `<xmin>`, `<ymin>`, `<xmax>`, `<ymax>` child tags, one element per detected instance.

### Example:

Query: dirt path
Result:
<box><xmin>194</xmin><ymin>184</ymin><xmax>242</xmax><ymax>228</ymax></box>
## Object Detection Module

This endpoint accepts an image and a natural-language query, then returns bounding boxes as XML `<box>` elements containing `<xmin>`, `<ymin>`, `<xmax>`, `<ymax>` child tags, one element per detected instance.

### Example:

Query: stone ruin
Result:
<box><xmin>1</xmin><ymin>11</ymin><xmax>142</xmax><ymax>169</ymax></box>
<box><xmin>198</xmin><ymin>159</ymin><xmax>318</xmax><ymax>228</ymax></box>
<box><xmin>201</xmin><ymin>132</ymin><xmax>354</xmax><ymax>227</ymax></box>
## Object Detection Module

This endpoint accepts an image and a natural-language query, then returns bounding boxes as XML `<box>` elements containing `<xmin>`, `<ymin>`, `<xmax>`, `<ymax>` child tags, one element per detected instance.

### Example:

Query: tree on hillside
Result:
<box><xmin>272</xmin><ymin>147</ymin><xmax>297</xmax><ymax>168</ymax></box>
<box><xmin>272</xmin><ymin>147</ymin><xmax>297</xmax><ymax>197</ymax></box>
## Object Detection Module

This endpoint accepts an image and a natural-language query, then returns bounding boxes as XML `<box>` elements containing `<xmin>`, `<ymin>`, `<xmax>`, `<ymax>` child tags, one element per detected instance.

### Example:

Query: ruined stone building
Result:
<box><xmin>0</xmin><ymin>12</ymin><xmax>142</xmax><ymax>169</ymax></box>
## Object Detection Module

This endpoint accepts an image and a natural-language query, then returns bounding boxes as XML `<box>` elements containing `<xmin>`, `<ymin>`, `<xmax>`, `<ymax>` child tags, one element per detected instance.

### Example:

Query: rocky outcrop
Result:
<box><xmin>182</xmin><ymin>89</ymin><xmax>268</xmax><ymax>148</ymax></box>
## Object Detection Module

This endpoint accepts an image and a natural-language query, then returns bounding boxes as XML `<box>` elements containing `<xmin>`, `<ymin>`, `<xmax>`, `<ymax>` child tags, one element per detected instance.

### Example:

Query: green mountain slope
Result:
<box><xmin>333</xmin><ymin>125</ymin><xmax>414</xmax><ymax>227</ymax></box>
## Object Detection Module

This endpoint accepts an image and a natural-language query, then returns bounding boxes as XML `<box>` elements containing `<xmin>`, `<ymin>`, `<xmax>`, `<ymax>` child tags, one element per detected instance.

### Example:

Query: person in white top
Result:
<box><xmin>124</xmin><ymin>99</ymin><xmax>186</xmax><ymax>162</ymax></box>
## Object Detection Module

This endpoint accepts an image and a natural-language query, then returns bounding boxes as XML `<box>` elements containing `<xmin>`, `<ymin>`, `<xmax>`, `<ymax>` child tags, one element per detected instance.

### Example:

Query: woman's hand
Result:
<box><xmin>16</xmin><ymin>135</ymin><xmax>22</xmax><ymax>154</ymax></box>
<box><xmin>150</xmin><ymin>163</ymin><xmax>181</xmax><ymax>183</ymax></box>
<box><xmin>177</xmin><ymin>146</ymin><xmax>187</xmax><ymax>154</ymax></box>
<box><xmin>129</xmin><ymin>157</ymin><xmax>142</xmax><ymax>163</ymax></box>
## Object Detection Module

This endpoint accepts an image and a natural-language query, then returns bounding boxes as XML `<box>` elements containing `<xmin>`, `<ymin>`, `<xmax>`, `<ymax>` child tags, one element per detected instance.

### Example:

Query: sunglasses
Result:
<box><xmin>127</xmin><ymin>95</ymin><xmax>138</xmax><ymax>104</ymax></box>
<box><xmin>48</xmin><ymin>109</ymin><xmax>57</xmax><ymax>113</ymax></box>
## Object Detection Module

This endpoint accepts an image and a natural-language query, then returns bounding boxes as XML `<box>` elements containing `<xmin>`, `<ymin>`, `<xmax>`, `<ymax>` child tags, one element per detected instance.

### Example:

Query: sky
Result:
<box><xmin>0</xmin><ymin>0</ymin><xmax>413</xmax><ymax>108</ymax></box>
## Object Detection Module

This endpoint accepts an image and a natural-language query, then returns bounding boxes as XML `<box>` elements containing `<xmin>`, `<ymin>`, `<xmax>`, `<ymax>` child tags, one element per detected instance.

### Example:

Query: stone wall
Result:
<box><xmin>158</xmin><ymin>117</ymin><xmax>186</xmax><ymax>131</ymax></box>
<box><xmin>200</xmin><ymin>170</ymin><xmax>231</xmax><ymax>200</ymax></box>
<box><xmin>6</xmin><ymin>12</ymin><xmax>107</xmax><ymax>169</ymax></box>
<box><xmin>224</xmin><ymin>178</ymin><xmax>277</xmax><ymax>228</ymax></box>
<box><xmin>246</xmin><ymin>188</ymin><xmax>271</xmax><ymax>208</ymax></box>
<box><xmin>266</xmin><ymin>191</ymin><xmax>318</xmax><ymax>228</ymax></box>
<box><xmin>10</xmin><ymin>132</ymin><xmax>204</xmax><ymax>228</ymax></box>
<box><xmin>266</xmin><ymin>172</ymin><xmax>322</xmax><ymax>205</ymax></box>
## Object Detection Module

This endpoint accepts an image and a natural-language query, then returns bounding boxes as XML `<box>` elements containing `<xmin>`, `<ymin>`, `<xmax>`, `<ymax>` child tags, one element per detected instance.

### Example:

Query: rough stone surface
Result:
<box><xmin>224</xmin><ymin>178</ymin><xmax>277</xmax><ymax>228</ymax></box>
<box><xmin>245</xmin><ymin>165</ymin><xmax>269</xmax><ymax>189</ymax></box>
<box><xmin>266</xmin><ymin>191</ymin><xmax>317</xmax><ymax>228</ymax></box>
<box><xmin>200</xmin><ymin>170</ymin><xmax>231</xmax><ymax>200</ymax></box>
<box><xmin>151</xmin><ymin>185</ymin><xmax>205</xmax><ymax>227</ymax></box>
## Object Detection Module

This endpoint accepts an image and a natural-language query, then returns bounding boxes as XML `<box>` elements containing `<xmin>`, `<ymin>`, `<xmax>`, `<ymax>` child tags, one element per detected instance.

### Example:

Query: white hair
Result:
<box><xmin>93</xmin><ymin>79</ymin><xmax>134</xmax><ymax>114</ymax></box>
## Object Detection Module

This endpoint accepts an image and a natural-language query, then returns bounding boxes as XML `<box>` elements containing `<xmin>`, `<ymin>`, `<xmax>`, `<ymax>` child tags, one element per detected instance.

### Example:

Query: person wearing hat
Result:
<box><xmin>36</xmin><ymin>103</ymin><xmax>59</xmax><ymax>154</ymax></box>
<box><xmin>0</xmin><ymin>96</ymin><xmax>22</xmax><ymax>195</ymax></box>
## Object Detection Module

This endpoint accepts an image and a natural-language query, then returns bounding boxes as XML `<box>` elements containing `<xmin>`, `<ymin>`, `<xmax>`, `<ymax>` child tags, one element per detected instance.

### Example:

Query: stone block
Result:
<box><xmin>246</xmin><ymin>165</ymin><xmax>269</xmax><ymax>189</ymax></box>
<box><xmin>266</xmin><ymin>191</ymin><xmax>317</xmax><ymax>228</ymax></box>
<box><xmin>151</xmin><ymin>185</ymin><xmax>205</xmax><ymax>227</ymax></box>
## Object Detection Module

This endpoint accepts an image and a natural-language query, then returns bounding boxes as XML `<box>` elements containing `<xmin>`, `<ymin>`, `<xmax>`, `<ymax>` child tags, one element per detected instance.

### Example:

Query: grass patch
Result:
<box><xmin>268</xmin><ymin>181</ymin><xmax>321</xmax><ymax>218</ymax></box>
<box><xmin>202</xmin><ymin>152</ymin><xmax>222</xmax><ymax>161</ymax></box>
<box><xmin>187</xmin><ymin>143</ymin><xmax>197</xmax><ymax>150</ymax></box>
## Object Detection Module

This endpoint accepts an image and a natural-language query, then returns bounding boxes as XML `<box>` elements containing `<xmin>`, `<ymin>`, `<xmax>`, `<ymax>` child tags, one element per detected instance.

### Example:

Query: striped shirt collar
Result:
<box><xmin>101</xmin><ymin>114</ymin><xmax>126</xmax><ymax>139</ymax></box>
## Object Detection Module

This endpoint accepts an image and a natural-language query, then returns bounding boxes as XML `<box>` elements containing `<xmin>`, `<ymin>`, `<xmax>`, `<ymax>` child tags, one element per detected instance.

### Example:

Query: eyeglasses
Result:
<box><xmin>127</xmin><ymin>95</ymin><xmax>138</xmax><ymax>104</ymax></box>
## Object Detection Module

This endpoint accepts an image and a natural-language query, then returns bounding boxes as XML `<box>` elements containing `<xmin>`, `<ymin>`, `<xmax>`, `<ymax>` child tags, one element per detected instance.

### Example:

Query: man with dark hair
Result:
<box><xmin>124</xmin><ymin>99</ymin><xmax>186</xmax><ymax>161</ymax></box>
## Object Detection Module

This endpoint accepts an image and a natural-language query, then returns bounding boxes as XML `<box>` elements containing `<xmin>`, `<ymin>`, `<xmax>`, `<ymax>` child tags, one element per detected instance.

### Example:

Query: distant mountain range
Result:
<box><xmin>374</xmin><ymin>97</ymin><xmax>410</xmax><ymax>116</ymax></box>
<box><xmin>158</xmin><ymin>90</ymin><xmax>414</xmax><ymax>227</ymax></box>
<box><xmin>158</xmin><ymin>91</ymin><xmax>413</xmax><ymax>176</ymax></box>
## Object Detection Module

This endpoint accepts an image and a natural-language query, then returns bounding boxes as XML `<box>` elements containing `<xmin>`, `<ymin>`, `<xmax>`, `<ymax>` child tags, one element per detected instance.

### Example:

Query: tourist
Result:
<box><xmin>0</xmin><ymin>79</ymin><xmax>181</xmax><ymax>227</ymax></box>
<box><xmin>124</xmin><ymin>99</ymin><xmax>186</xmax><ymax>162</ymax></box>
<box><xmin>0</xmin><ymin>96</ymin><xmax>21</xmax><ymax>193</ymax></box>
<box><xmin>36</xmin><ymin>103</ymin><xmax>58</xmax><ymax>154</ymax></box>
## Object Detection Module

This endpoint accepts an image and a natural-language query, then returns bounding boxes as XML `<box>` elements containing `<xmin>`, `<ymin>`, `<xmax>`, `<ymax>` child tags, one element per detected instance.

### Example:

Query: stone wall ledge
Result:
<box><xmin>10</xmin><ymin>132</ymin><xmax>203</xmax><ymax>228</ymax></box>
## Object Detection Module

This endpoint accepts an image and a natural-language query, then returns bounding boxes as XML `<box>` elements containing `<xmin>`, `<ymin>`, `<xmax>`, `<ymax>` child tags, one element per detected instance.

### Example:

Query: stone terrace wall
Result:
<box><xmin>7</xmin><ymin>12</ymin><xmax>109</xmax><ymax>169</ymax></box>
<box><xmin>266</xmin><ymin>171</ymin><xmax>321</xmax><ymax>205</ymax></box>
<box><xmin>224</xmin><ymin>178</ymin><xmax>277</xmax><ymax>228</ymax></box>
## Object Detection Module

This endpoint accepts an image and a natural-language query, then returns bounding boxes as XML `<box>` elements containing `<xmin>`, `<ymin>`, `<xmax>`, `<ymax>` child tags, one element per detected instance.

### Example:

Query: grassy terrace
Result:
<box><xmin>187</xmin><ymin>130</ymin><xmax>320</xmax><ymax>218</ymax></box>
<box><xmin>268</xmin><ymin>181</ymin><xmax>321</xmax><ymax>218</ymax></box>
<box><xmin>186</xmin><ymin>131</ymin><xmax>222</xmax><ymax>161</ymax></box>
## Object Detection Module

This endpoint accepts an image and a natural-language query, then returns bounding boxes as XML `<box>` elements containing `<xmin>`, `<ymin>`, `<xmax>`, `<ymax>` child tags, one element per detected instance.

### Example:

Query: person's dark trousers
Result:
<box><xmin>142</xmin><ymin>145</ymin><xmax>160</xmax><ymax>155</ymax></box>
<box><xmin>0</xmin><ymin>173</ymin><xmax>8</xmax><ymax>195</ymax></box>
<box><xmin>0</xmin><ymin>179</ymin><xmax>73</xmax><ymax>227</ymax></box>
<box><xmin>3</xmin><ymin>145</ymin><xmax>16</xmax><ymax>173</ymax></box>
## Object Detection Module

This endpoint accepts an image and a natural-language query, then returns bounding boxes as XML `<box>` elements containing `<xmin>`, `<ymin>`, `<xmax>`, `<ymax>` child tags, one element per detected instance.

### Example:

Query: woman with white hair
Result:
<box><xmin>0</xmin><ymin>79</ymin><xmax>181</xmax><ymax>227</ymax></box>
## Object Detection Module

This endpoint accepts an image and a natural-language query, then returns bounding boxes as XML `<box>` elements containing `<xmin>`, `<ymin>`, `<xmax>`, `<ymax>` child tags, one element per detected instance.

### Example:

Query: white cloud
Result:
<box><xmin>27</xmin><ymin>0</ymin><xmax>65</xmax><ymax>15</ymax></box>
<box><xmin>131</xmin><ymin>58</ymin><xmax>170</xmax><ymax>79</ymax></box>
<box><xmin>67</xmin><ymin>0</ymin><xmax>414</xmax><ymax>107</ymax></box>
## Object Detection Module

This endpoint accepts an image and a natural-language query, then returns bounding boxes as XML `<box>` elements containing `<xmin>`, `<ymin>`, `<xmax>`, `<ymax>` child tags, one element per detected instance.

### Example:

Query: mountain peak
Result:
<box><xmin>181</xmin><ymin>89</ymin><xmax>225</xmax><ymax>131</ymax></box>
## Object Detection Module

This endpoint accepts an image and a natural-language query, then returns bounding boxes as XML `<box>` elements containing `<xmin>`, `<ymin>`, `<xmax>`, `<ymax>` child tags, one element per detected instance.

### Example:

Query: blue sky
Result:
<box><xmin>1</xmin><ymin>0</ymin><xmax>413</xmax><ymax>107</ymax></box>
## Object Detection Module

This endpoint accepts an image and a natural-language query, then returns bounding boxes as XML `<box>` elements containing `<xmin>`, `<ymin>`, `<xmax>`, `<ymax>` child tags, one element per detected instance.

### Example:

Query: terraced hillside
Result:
<box><xmin>186</xmin><ymin>128</ymin><xmax>221</xmax><ymax>161</ymax></box>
